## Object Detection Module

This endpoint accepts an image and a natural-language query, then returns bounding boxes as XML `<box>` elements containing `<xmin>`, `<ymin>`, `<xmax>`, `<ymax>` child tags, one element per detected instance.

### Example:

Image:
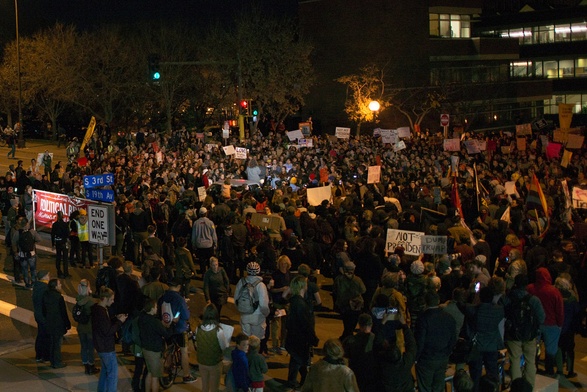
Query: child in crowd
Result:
<box><xmin>247</xmin><ymin>335</ymin><xmax>268</xmax><ymax>392</ymax></box>
<box><xmin>231</xmin><ymin>333</ymin><xmax>251</xmax><ymax>392</ymax></box>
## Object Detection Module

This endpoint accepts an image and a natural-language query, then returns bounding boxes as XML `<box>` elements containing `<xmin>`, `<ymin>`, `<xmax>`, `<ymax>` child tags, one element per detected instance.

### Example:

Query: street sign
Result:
<box><xmin>440</xmin><ymin>113</ymin><xmax>450</xmax><ymax>127</ymax></box>
<box><xmin>88</xmin><ymin>204</ymin><xmax>115</xmax><ymax>246</ymax></box>
<box><xmin>83</xmin><ymin>173</ymin><xmax>114</xmax><ymax>188</ymax></box>
<box><xmin>85</xmin><ymin>189</ymin><xmax>115</xmax><ymax>203</ymax></box>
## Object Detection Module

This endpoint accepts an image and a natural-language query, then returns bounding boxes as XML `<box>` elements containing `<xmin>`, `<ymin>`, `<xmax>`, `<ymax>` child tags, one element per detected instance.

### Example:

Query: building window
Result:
<box><xmin>571</xmin><ymin>22</ymin><xmax>587</xmax><ymax>41</ymax></box>
<box><xmin>544</xmin><ymin>60</ymin><xmax>559</xmax><ymax>78</ymax></box>
<box><xmin>429</xmin><ymin>14</ymin><xmax>471</xmax><ymax>38</ymax></box>
<box><xmin>511</xmin><ymin>61</ymin><xmax>529</xmax><ymax>78</ymax></box>
<box><xmin>575</xmin><ymin>58</ymin><xmax>587</xmax><ymax>77</ymax></box>
<box><xmin>559</xmin><ymin>59</ymin><xmax>575</xmax><ymax>77</ymax></box>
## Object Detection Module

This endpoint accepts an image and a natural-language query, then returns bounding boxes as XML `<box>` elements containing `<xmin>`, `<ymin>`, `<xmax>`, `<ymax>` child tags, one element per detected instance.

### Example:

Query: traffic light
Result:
<box><xmin>252</xmin><ymin>105</ymin><xmax>259</xmax><ymax>116</ymax></box>
<box><xmin>148</xmin><ymin>54</ymin><xmax>160</xmax><ymax>81</ymax></box>
<box><xmin>239</xmin><ymin>99</ymin><xmax>250</xmax><ymax>116</ymax></box>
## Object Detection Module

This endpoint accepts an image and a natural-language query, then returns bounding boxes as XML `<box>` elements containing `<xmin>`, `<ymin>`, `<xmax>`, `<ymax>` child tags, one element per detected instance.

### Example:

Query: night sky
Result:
<box><xmin>0</xmin><ymin>0</ymin><xmax>298</xmax><ymax>47</ymax></box>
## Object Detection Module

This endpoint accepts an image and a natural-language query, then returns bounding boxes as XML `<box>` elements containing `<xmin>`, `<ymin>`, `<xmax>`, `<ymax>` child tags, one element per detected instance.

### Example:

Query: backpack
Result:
<box><xmin>236</xmin><ymin>278</ymin><xmax>261</xmax><ymax>314</ymax></box>
<box><xmin>161</xmin><ymin>301</ymin><xmax>174</xmax><ymax>328</ymax></box>
<box><xmin>95</xmin><ymin>267</ymin><xmax>115</xmax><ymax>293</ymax></box>
<box><xmin>153</xmin><ymin>202</ymin><xmax>168</xmax><ymax>223</ymax></box>
<box><xmin>18</xmin><ymin>229</ymin><xmax>35</xmax><ymax>254</ymax></box>
<box><xmin>505</xmin><ymin>294</ymin><xmax>539</xmax><ymax>341</ymax></box>
<box><xmin>72</xmin><ymin>303</ymin><xmax>90</xmax><ymax>324</ymax></box>
<box><xmin>121</xmin><ymin>315</ymin><xmax>141</xmax><ymax>346</ymax></box>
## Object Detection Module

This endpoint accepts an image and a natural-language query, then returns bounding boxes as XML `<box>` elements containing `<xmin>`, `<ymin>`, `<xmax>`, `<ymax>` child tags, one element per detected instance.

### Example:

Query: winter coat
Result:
<box><xmin>43</xmin><ymin>288</ymin><xmax>71</xmax><ymax>336</ymax></box>
<box><xmin>527</xmin><ymin>268</ymin><xmax>564</xmax><ymax>327</ymax></box>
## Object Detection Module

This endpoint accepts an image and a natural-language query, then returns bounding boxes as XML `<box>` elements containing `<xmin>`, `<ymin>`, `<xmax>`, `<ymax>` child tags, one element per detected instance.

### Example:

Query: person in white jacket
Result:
<box><xmin>234</xmin><ymin>262</ymin><xmax>270</xmax><ymax>338</ymax></box>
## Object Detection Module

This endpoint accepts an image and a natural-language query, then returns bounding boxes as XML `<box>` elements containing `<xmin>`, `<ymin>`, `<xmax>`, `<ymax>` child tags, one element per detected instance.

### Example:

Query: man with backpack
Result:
<box><xmin>505</xmin><ymin>274</ymin><xmax>545</xmax><ymax>388</ymax></box>
<box><xmin>11</xmin><ymin>216</ymin><xmax>41</xmax><ymax>289</ymax></box>
<box><xmin>234</xmin><ymin>262</ymin><xmax>270</xmax><ymax>339</ymax></box>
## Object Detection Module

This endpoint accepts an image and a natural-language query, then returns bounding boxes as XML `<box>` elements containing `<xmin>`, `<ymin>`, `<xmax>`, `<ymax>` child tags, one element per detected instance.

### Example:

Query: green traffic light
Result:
<box><xmin>153</xmin><ymin>72</ymin><xmax>161</xmax><ymax>80</ymax></box>
<box><xmin>252</xmin><ymin>109</ymin><xmax>258</xmax><ymax>116</ymax></box>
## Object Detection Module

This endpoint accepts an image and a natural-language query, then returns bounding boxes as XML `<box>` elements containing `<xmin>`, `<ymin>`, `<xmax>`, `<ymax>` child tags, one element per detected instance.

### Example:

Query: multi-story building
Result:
<box><xmin>298</xmin><ymin>0</ymin><xmax>586</xmax><ymax>133</ymax></box>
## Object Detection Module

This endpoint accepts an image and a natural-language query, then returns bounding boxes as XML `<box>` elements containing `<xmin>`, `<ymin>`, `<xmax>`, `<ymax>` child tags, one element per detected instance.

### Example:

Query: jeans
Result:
<box><xmin>79</xmin><ymin>331</ymin><xmax>95</xmax><ymax>365</ymax></box>
<box><xmin>80</xmin><ymin>241</ymin><xmax>94</xmax><ymax>267</ymax></box>
<box><xmin>540</xmin><ymin>324</ymin><xmax>562</xmax><ymax>373</ymax></box>
<box><xmin>19</xmin><ymin>255</ymin><xmax>37</xmax><ymax>287</ymax></box>
<box><xmin>98</xmin><ymin>351</ymin><xmax>118</xmax><ymax>392</ymax></box>
<box><xmin>468</xmin><ymin>351</ymin><xmax>499</xmax><ymax>392</ymax></box>
<box><xmin>507</xmin><ymin>339</ymin><xmax>537</xmax><ymax>387</ymax></box>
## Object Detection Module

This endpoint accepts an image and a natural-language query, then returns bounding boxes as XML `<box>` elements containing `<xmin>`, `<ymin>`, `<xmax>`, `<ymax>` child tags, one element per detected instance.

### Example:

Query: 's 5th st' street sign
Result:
<box><xmin>83</xmin><ymin>173</ymin><xmax>114</xmax><ymax>188</ymax></box>
<box><xmin>85</xmin><ymin>189</ymin><xmax>115</xmax><ymax>203</ymax></box>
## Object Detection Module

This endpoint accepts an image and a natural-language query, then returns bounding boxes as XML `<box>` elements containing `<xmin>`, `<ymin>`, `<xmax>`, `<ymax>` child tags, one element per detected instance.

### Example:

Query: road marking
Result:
<box><xmin>0</xmin><ymin>272</ymin><xmax>76</xmax><ymax>304</ymax></box>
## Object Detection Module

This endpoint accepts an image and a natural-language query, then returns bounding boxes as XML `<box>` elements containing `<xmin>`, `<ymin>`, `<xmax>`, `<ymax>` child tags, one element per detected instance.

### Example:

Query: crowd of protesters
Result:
<box><xmin>5</xmin><ymin>120</ymin><xmax>587</xmax><ymax>391</ymax></box>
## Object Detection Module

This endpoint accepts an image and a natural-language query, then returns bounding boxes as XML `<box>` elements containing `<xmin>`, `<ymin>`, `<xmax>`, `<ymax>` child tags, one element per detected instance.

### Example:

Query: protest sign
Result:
<box><xmin>198</xmin><ymin>186</ymin><xmax>207</xmax><ymax>202</ymax></box>
<box><xmin>516</xmin><ymin>137</ymin><xmax>526</xmax><ymax>151</ymax></box>
<box><xmin>223</xmin><ymin>145</ymin><xmax>236</xmax><ymax>155</ymax></box>
<box><xmin>572</xmin><ymin>187</ymin><xmax>587</xmax><ymax>209</ymax></box>
<box><xmin>386</xmin><ymin>229</ymin><xmax>425</xmax><ymax>256</ymax></box>
<box><xmin>307</xmin><ymin>185</ymin><xmax>332</xmax><ymax>206</ymax></box>
<box><xmin>287</xmin><ymin>130</ymin><xmax>304</xmax><ymax>141</ymax></box>
<box><xmin>394</xmin><ymin>140</ymin><xmax>406</xmax><ymax>151</ymax></box>
<box><xmin>561</xmin><ymin>150</ymin><xmax>572</xmax><ymax>168</ymax></box>
<box><xmin>235</xmin><ymin>147</ymin><xmax>247</xmax><ymax>159</ymax></box>
<box><xmin>463</xmin><ymin>140</ymin><xmax>480</xmax><ymax>154</ymax></box>
<box><xmin>335</xmin><ymin>127</ymin><xmax>351</xmax><ymax>139</ymax></box>
<box><xmin>546</xmin><ymin>143</ymin><xmax>562</xmax><ymax>159</ymax></box>
<box><xmin>566</xmin><ymin>134</ymin><xmax>584</xmax><ymax>149</ymax></box>
<box><xmin>515</xmin><ymin>123</ymin><xmax>532</xmax><ymax>136</ymax></box>
<box><xmin>443</xmin><ymin>138</ymin><xmax>460</xmax><ymax>152</ymax></box>
<box><xmin>367</xmin><ymin>165</ymin><xmax>381</xmax><ymax>184</ymax></box>
<box><xmin>397</xmin><ymin>127</ymin><xmax>411</xmax><ymax>138</ymax></box>
<box><xmin>421</xmin><ymin>235</ymin><xmax>447</xmax><ymax>255</ymax></box>
<box><xmin>251</xmin><ymin>213</ymin><xmax>282</xmax><ymax>231</ymax></box>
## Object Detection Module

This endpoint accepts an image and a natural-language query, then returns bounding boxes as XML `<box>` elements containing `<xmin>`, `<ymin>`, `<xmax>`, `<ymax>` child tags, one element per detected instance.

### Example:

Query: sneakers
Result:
<box><xmin>183</xmin><ymin>375</ymin><xmax>197</xmax><ymax>383</ymax></box>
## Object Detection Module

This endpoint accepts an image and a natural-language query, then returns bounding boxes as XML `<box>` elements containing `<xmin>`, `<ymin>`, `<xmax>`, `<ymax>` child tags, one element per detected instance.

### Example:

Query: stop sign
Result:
<box><xmin>440</xmin><ymin>113</ymin><xmax>450</xmax><ymax>127</ymax></box>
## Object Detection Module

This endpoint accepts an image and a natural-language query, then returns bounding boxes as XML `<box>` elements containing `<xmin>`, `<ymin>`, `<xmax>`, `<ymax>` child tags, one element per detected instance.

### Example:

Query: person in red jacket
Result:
<box><xmin>527</xmin><ymin>267</ymin><xmax>564</xmax><ymax>376</ymax></box>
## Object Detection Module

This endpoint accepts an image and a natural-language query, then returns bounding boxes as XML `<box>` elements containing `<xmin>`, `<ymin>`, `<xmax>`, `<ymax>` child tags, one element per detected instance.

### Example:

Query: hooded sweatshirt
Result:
<box><xmin>527</xmin><ymin>267</ymin><xmax>564</xmax><ymax>327</ymax></box>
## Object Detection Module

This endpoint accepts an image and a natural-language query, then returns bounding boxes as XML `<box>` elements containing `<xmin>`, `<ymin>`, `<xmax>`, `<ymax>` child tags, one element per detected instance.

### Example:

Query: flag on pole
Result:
<box><xmin>452</xmin><ymin>176</ymin><xmax>463</xmax><ymax>219</ymax></box>
<box><xmin>526</xmin><ymin>174</ymin><xmax>548</xmax><ymax>217</ymax></box>
<box><xmin>80</xmin><ymin>116</ymin><xmax>96</xmax><ymax>153</ymax></box>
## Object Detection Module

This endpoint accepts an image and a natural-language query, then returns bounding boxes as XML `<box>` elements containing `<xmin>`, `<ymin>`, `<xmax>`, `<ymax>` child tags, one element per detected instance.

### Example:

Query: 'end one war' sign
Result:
<box><xmin>386</xmin><ymin>229</ymin><xmax>425</xmax><ymax>256</ymax></box>
<box><xmin>88</xmin><ymin>204</ymin><xmax>115</xmax><ymax>246</ymax></box>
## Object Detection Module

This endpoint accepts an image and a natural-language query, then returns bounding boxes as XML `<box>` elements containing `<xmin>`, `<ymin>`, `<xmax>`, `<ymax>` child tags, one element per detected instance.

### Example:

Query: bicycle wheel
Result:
<box><xmin>160</xmin><ymin>345</ymin><xmax>180</xmax><ymax>389</ymax></box>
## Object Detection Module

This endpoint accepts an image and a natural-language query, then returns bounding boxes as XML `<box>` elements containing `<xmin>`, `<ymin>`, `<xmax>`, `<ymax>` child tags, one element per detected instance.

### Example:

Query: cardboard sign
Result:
<box><xmin>251</xmin><ymin>213</ymin><xmax>282</xmax><ymax>231</ymax></box>
<box><xmin>223</xmin><ymin>145</ymin><xmax>236</xmax><ymax>155</ymax></box>
<box><xmin>443</xmin><ymin>138</ymin><xmax>460</xmax><ymax>152</ymax></box>
<box><xmin>397</xmin><ymin>127</ymin><xmax>411</xmax><ymax>138</ymax></box>
<box><xmin>566</xmin><ymin>134</ymin><xmax>584</xmax><ymax>149</ymax></box>
<box><xmin>561</xmin><ymin>150</ymin><xmax>572</xmax><ymax>168</ymax></box>
<box><xmin>287</xmin><ymin>130</ymin><xmax>304</xmax><ymax>141</ymax></box>
<box><xmin>516</xmin><ymin>123</ymin><xmax>532</xmax><ymax>136</ymax></box>
<box><xmin>386</xmin><ymin>229</ymin><xmax>425</xmax><ymax>256</ymax></box>
<box><xmin>501</xmin><ymin>145</ymin><xmax>511</xmax><ymax>154</ymax></box>
<box><xmin>206</xmin><ymin>143</ymin><xmax>217</xmax><ymax>151</ymax></box>
<box><xmin>421</xmin><ymin>235</ymin><xmax>447</xmax><ymax>255</ymax></box>
<box><xmin>367</xmin><ymin>165</ymin><xmax>381</xmax><ymax>184</ymax></box>
<box><xmin>478</xmin><ymin>140</ymin><xmax>487</xmax><ymax>151</ymax></box>
<box><xmin>197</xmin><ymin>186</ymin><xmax>207</xmax><ymax>202</ymax></box>
<box><xmin>298</xmin><ymin>138</ymin><xmax>313</xmax><ymax>148</ymax></box>
<box><xmin>335</xmin><ymin>127</ymin><xmax>351</xmax><ymax>139</ymax></box>
<box><xmin>235</xmin><ymin>147</ymin><xmax>247</xmax><ymax>160</ymax></box>
<box><xmin>222</xmin><ymin>129</ymin><xmax>229</xmax><ymax>139</ymax></box>
<box><xmin>546</xmin><ymin>142</ymin><xmax>562</xmax><ymax>159</ymax></box>
<box><xmin>196</xmin><ymin>133</ymin><xmax>205</xmax><ymax>139</ymax></box>
<box><xmin>505</xmin><ymin>181</ymin><xmax>518</xmax><ymax>195</ymax></box>
<box><xmin>516</xmin><ymin>137</ymin><xmax>526</xmax><ymax>151</ymax></box>
<box><xmin>572</xmin><ymin>187</ymin><xmax>587</xmax><ymax>209</ymax></box>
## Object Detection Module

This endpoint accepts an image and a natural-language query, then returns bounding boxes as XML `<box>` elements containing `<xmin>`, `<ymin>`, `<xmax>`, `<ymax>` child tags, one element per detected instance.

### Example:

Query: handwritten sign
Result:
<box><xmin>421</xmin><ymin>235</ymin><xmax>447</xmax><ymax>255</ymax></box>
<box><xmin>516</xmin><ymin>137</ymin><xmax>526</xmax><ymax>151</ymax></box>
<box><xmin>298</xmin><ymin>138</ymin><xmax>313</xmax><ymax>148</ymax></box>
<box><xmin>198</xmin><ymin>186</ymin><xmax>207</xmax><ymax>202</ymax></box>
<box><xmin>367</xmin><ymin>165</ymin><xmax>381</xmax><ymax>184</ymax></box>
<box><xmin>386</xmin><ymin>229</ymin><xmax>425</xmax><ymax>256</ymax></box>
<box><xmin>463</xmin><ymin>140</ymin><xmax>480</xmax><ymax>154</ymax></box>
<box><xmin>394</xmin><ymin>140</ymin><xmax>406</xmax><ymax>151</ymax></box>
<box><xmin>335</xmin><ymin>127</ymin><xmax>351</xmax><ymax>139</ymax></box>
<box><xmin>223</xmin><ymin>145</ymin><xmax>235</xmax><ymax>155</ymax></box>
<box><xmin>443</xmin><ymin>138</ymin><xmax>460</xmax><ymax>152</ymax></box>
<box><xmin>235</xmin><ymin>147</ymin><xmax>247</xmax><ymax>159</ymax></box>
<box><xmin>572</xmin><ymin>187</ymin><xmax>587</xmax><ymax>209</ymax></box>
<box><xmin>307</xmin><ymin>185</ymin><xmax>332</xmax><ymax>206</ymax></box>
<box><xmin>567</xmin><ymin>134</ymin><xmax>584</xmax><ymax>149</ymax></box>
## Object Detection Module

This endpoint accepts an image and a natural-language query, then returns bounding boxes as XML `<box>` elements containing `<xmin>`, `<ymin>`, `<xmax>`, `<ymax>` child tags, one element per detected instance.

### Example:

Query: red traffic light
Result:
<box><xmin>240</xmin><ymin>100</ymin><xmax>248</xmax><ymax>109</ymax></box>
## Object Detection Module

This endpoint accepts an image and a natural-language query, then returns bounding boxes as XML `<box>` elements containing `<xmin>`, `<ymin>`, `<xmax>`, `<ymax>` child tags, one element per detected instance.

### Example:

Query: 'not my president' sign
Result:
<box><xmin>386</xmin><ymin>229</ymin><xmax>447</xmax><ymax>256</ymax></box>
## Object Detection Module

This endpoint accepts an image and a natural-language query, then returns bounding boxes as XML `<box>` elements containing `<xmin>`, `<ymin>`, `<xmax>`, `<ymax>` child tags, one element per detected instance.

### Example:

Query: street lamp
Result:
<box><xmin>14</xmin><ymin>0</ymin><xmax>25</xmax><ymax>148</ymax></box>
<box><xmin>369</xmin><ymin>100</ymin><xmax>380</xmax><ymax>124</ymax></box>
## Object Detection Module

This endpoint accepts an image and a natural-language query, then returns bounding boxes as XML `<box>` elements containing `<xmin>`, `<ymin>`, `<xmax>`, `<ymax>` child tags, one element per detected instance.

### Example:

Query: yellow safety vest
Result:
<box><xmin>78</xmin><ymin>221</ymin><xmax>89</xmax><ymax>242</ymax></box>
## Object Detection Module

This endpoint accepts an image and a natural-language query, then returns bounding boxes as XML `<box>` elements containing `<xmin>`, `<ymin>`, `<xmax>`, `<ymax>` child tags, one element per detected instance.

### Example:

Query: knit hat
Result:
<box><xmin>247</xmin><ymin>262</ymin><xmax>261</xmax><ymax>276</ymax></box>
<box><xmin>36</xmin><ymin>270</ymin><xmax>50</xmax><ymax>280</ymax></box>
<box><xmin>437</xmin><ymin>255</ymin><xmax>451</xmax><ymax>275</ymax></box>
<box><xmin>475</xmin><ymin>255</ymin><xmax>487</xmax><ymax>265</ymax></box>
<box><xmin>410</xmin><ymin>260</ymin><xmax>425</xmax><ymax>275</ymax></box>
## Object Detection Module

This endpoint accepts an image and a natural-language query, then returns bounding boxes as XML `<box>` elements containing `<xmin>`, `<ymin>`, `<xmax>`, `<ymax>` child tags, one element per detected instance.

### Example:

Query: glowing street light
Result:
<box><xmin>368</xmin><ymin>100</ymin><xmax>380</xmax><ymax>112</ymax></box>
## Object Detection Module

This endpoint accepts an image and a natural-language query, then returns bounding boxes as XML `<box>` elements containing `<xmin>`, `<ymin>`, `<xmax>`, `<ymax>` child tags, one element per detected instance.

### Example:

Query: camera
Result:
<box><xmin>386</xmin><ymin>307</ymin><xmax>398</xmax><ymax>314</ymax></box>
<box><xmin>474</xmin><ymin>282</ymin><xmax>481</xmax><ymax>293</ymax></box>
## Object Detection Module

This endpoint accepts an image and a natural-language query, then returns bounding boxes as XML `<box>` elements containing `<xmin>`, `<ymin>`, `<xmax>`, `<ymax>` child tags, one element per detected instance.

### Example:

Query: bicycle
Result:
<box><xmin>159</xmin><ymin>326</ymin><xmax>197</xmax><ymax>389</ymax></box>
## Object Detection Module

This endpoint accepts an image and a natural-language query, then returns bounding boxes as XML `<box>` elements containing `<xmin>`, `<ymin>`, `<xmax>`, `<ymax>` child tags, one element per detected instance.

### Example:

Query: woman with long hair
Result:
<box><xmin>302</xmin><ymin>339</ymin><xmax>359</xmax><ymax>392</ymax></box>
<box><xmin>195</xmin><ymin>304</ymin><xmax>230</xmax><ymax>392</ymax></box>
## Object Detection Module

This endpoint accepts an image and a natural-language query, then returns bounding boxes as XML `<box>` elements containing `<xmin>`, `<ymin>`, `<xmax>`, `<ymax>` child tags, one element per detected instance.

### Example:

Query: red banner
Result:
<box><xmin>33</xmin><ymin>190</ymin><xmax>91</xmax><ymax>233</ymax></box>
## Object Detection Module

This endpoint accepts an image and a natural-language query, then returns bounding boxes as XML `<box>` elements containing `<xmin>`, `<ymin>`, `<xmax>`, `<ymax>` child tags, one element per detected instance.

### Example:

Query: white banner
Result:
<box><xmin>397</xmin><ymin>127</ymin><xmax>411</xmax><ymax>138</ymax></box>
<box><xmin>386</xmin><ymin>229</ymin><xmax>425</xmax><ymax>256</ymax></box>
<box><xmin>287</xmin><ymin>130</ymin><xmax>304</xmax><ymax>141</ymax></box>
